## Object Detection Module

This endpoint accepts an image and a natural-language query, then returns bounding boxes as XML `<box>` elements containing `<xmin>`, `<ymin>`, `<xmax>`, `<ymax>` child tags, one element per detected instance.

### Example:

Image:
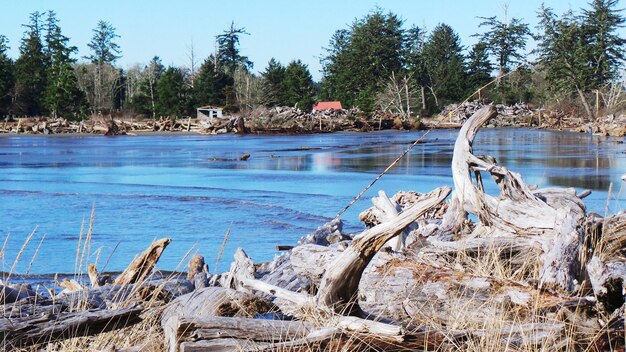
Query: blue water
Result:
<box><xmin>0</xmin><ymin>129</ymin><xmax>624</xmax><ymax>276</ymax></box>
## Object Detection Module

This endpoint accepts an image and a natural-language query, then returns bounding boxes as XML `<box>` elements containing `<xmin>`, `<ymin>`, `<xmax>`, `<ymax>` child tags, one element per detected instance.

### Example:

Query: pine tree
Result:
<box><xmin>320</xmin><ymin>10</ymin><xmax>405</xmax><ymax>112</ymax></box>
<box><xmin>261</xmin><ymin>58</ymin><xmax>286</xmax><ymax>106</ymax></box>
<box><xmin>42</xmin><ymin>11</ymin><xmax>84</xmax><ymax>119</ymax></box>
<box><xmin>156</xmin><ymin>66</ymin><xmax>188</xmax><ymax>117</ymax></box>
<box><xmin>422</xmin><ymin>23</ymin><xmax>467</xmax><ymax>110</ymax></box>
<box><xmin>193</xmin><ymin>56</ymin><xmax>233</xmax><ymax>108</ymax></box>
<box><xmin>216</xmin><ymin>22</ymin><xmax>252</xmax><ymax>74</ymax></box>
<box><xmin>466</xmin><ymin>42</ymin><xmax>493</xmax><ymax>98</ymax></box>
<box><xmin>582</xmin><ymin>0</ymin><xmax>626</xmax><ymax>86</ymax></box>
<box><xmin>282</xmin><ymin>60</ymin><xmax>315</xmax><ymax>111</ymax></box>
<box><xmin>13</xmin><ymin>11</ymin><xmax>47</xmax><ymax>116</ymax></box>
<box><xmin>404</xmin><ymin>26</ymin><xmax>428</xmax><ymax>112</ymax></box>
<box><xmin>85</xmin><ymin>21</ymin><xmax>121</xmax><ymax>65</ymax></box>
<box><xmin>476</xmin><ymin>9</ymin><xmax>530</xmax><ymax>76</ymax></box>
<box><xmin>535</xmin><ymin>2</ymin><xmax>625</xmax><ymax>120</ymax></box>
<box><xmin>0</xmin><ymin>35</ymin><xmax>14</xmax><ymax>116</ymax></box>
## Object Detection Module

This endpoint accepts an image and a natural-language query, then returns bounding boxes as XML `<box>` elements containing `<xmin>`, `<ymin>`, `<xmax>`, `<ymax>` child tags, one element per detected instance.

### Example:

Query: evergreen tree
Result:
<box><xmin>85</xmin><ymin>20</ymin><xmax>121</xmax><ymax>65</ymax></box>
<box><xmin>216</xmin><ymin>22</ymin><xmax>252</xmax><ymax>74</ymax></box>
<box><xmin>282</xmin><ymin>60</ymin><xmax>315</xmax><ymax>111</ymax></box>
<box><xmin>193</xmin><ymin>56</ymin><xmax>233</xmax><ymax>108</ymax></box>
<box><xmin>582</xmin><ymin>0</ymin><xmax>626</xmax><ymax>86</ymax></box>
<box><xmin>0</xmin><ymin>35</ymin><xmax>14</xmax><ymax>116</ymax></box>
<box><xmin>404</xmin><ymin>26</ymin><xmax>428</xmax><ymax>112</ymax></box>
<box><xmin>13</xmin><ymin>11</ymin><xmax>47</xmax><ymax>116</ymax></box>
<box><xmin>476</xmin><ymin>11</ymin><xmax>530</xmax><ymax>76</ymax></box>
<box><xmin>261</xmin><ymin>58</ymin><xmax>286</xmax><ymax>106</ymax></box>
<box><xmin>321</xmin><ymin>10</ymin><xmax>405</xmax><ymax>112</ymax></box>
<box><xmin>422</xmin><ymin>23</ymin><xmax>466</xmax><ymax>110</ymax></box>
<box><xmin>535</xmin><ymin>2</ymin><xmax>625</xmax><ymax>119</ymax></box>
<box><xmin>129</xmin><ymin>56</ymin><xmax>164</xmax><ymax>117</ymax></box>
<box><xmin>466</xmin><ymin>42</ymin><xmax>493</xmax><ymax>97</ymax></box>
<box><xmin>156</xmin><ymin>66</ymin><xmax>188</xmax><ymax>117</ymax></box>
<box><xmin>42</xmin><ymin>11</ymin><xmax>84</xmax><ymax>118</ymax></box>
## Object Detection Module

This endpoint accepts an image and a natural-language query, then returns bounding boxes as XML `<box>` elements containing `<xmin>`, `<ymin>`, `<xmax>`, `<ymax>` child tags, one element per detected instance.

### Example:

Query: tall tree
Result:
<box><xmin>476</xmin><ymin>5</ymin><xmax>530</xmax><ymax>77</ymax></box>
<box><xmin>261</xmin><ymin>58</ymin><xmax>286</xmax><ymax>106</ymax></box>
<box><xmin>156</xmin><ymin>66</ymin><xmax>189</xmax><ymax>117</ymax></box>
<box><xmin>193</xmin><ymin>56</ymin><xmax>233</xmax><ymax>108</ymax></box>
<box><xmin>422</xmin><ymin>23</ymin><xmax>467</xmax><ymax>110</ymax></box>
<box><xmin>85</xmin><ymin>20</ymin><xmax>121</xmax><ymax>65</ymax></box>
<box><xmin>282</xmin><ymin>60</ymin><xmax>315</xmax><ymax>111</ymax></box>
<box><xmin>216</xmin><ymin>22</ymin><xmax>252</xmax><ymax>74</ymax></box>
<box><xmin>536</xmin><ymin>2</ymin><xmax>625</xmax><ymax>119</ymax></box>
<box><xmin>404</xmin><ymin>26</ymin><xmax>428</xmax><ymax>112</ymax></box>
<box><xmin>13</xmin><ymin>11</ymin><xmax>47</xmax><ymax>116</ymax></box>
<box><xmin>582</xmin><ymin>0</ymin><xmax>626</xmax><ymax>87</ymax></box>
<box><xmin>42</xmin><ymin>11</ymin><xmax>84</xmax><ymax>118</ymax></box>
<box><xmin>321</xmin><ymin>10</ymin><xmax>405</xmax><ymax>112</ymax></box>
<box><xmin>466</xmin><ymin>41</ymin><xmax>493</xmax><ymax>98</ymax></box>
<box><xmin>79</xmin><ymin>20</ymin><xmax>122</xmax><ymax>113</ymax></box>
<box><xmin>0</xmin><ymin>35</ymin><xmax>14</xmax><ymax>116</ymax></box>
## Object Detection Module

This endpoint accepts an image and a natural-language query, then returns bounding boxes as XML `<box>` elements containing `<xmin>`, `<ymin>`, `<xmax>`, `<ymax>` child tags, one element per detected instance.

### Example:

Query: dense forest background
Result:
<box><xmin>0</xmin><ymin>0</ymin><xmax>624</xmax><ymax>121</ymax></box>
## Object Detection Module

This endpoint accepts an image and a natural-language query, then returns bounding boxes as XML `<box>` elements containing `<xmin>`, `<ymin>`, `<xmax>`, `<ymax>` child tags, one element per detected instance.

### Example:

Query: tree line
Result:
<box><xmin>0</xmin><ymin>0</ymin><xmax>624</xmax><ymax>121</ymax></box>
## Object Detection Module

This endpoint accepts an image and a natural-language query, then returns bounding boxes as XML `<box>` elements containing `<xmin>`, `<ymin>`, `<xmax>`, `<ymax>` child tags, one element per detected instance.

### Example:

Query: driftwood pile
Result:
<box><xmin>0</xmin><ymin>115</ymin><xmax>200</xmax><ymax>135</ymax></box>
<box><xmin>1</xmin><ymin>106</ymin><xmax>624</xmax><ymax>351</ymax></box>
<box><xmin>223</xmin><ymin>106</ymin><xmax>417</xmax><ymax>134</ymax></box>
<box><xmin>441</xmin><ymin>101</ymin><xmax>535</xmax><ymax>122</ymax></box>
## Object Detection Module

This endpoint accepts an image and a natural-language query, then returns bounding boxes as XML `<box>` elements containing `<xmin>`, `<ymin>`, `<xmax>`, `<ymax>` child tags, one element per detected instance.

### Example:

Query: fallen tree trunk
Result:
<box><xmin>0</xmin><ymin>306</ymin><xmax>142</xmax><ymax>348</ymax></box>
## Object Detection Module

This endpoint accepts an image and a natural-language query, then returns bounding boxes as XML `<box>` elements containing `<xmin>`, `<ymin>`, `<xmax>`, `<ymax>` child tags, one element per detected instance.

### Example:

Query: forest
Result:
<box><xmin>0</xmin><ymin>0</ymin><xmax>624</xmax><ymax>121</ymax></box>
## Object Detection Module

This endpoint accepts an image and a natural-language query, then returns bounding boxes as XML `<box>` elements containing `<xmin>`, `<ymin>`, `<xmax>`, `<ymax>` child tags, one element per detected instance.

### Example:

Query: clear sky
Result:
<box><xmin>0</xmin><ymin>0</ymin><xmax>617</xmax><ymax>80</ymax></box>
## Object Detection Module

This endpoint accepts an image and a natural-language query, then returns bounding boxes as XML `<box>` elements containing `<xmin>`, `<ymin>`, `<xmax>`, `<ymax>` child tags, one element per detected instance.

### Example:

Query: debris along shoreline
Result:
<box><xmin>2</xmin><ymin>101</ymin><xmax>625</xmax><ymax>137</ymax></box>
<box><xmin>1</xmin><ymin>106</ymin><xmax>625</xmax><ymax>351</ymax></box>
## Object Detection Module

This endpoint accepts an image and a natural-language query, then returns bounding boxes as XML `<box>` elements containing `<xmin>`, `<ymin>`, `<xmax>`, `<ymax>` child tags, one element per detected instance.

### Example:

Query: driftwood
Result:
<box><xmin>451</xmin><ymin>105</ymin><xmax>587</xmax><ymax>292</ymax></box>
<box><xmin>115</xmin><ymin>238</ymin><xmax>171</xmax><ymax>285</ymax></box>
<box><xmin>0</xmin><ymin>306</ymin><xmax>142</xmax><ymax>348</ymax></box>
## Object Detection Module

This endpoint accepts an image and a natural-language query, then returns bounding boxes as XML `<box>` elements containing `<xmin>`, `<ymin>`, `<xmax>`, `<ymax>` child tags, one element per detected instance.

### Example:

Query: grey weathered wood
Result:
<box><xmin>166</xmin><ymin>316</ymin><xmax>312</xmax><ymax>352</ymax></box>
<box><xmin>162</xmin><ymin>287</ymin><xmax>276</xmax><ymax>352</ymax></box>
<box><xmin>115</xmin><ymin>238</ymin><xmax>171</xmax><ymax>285</ymax></box>
<box><xmin>450</xmin><ymin>105</ymin><xmax>587</xmax><ymax>292</ymax></box>
<box><xmin>316</xmin><ymin>186</ymin><xmax>451</xmax><ymax>314</ymax></box>
<box><xmin>0</xmin><ymin>306</ymin><xmax>142</xmax><ymax>348</ymax></box>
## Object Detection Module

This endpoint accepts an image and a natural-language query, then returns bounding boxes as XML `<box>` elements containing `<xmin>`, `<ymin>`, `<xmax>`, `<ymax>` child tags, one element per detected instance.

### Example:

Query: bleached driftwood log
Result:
<box><xmin>224</xmin><ymin>186</ymin><xmax>451</xmax><ymax>345</ymax></box>
<box><xmin>451</xmin><ymin>105</ymin><xmax>587</xmax><ymax>292</ymax></box>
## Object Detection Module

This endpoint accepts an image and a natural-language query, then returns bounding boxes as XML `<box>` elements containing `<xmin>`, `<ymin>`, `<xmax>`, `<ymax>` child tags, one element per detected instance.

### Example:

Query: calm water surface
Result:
<box><xmin>0</xmin><ymin>129</ymin><xmax>624</xmax><ymax>276</ymax></box>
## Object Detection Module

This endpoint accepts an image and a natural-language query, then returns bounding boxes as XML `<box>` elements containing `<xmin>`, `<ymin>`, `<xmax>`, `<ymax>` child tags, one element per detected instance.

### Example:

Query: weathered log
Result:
<box><xmin>162</xmin><ymin>287</ymin><xmax>277</xmax><ymax>352</ymax></box>
<box><xmin>115</xmin><ymin>238</ymin><xmax>171</xmax><ymax>285</ymax></box>
<box><xmin>451</xmin><ymin>105</ymin><xmax>587</xmax><ymax>292</ymax></box>
<box><xmin>316</xmin><ymin>186</ymin><xmax>451</xmax><ymax>314</ymax></box>
<box><xmin>0</xmin><ymin>284</ymin><xmax>37</xmax><ymax>304</ymax></box>
<box><xmin>0</xmin><ymin>306</ymin><xmax>142</xmax><ymax>348</ymax></box>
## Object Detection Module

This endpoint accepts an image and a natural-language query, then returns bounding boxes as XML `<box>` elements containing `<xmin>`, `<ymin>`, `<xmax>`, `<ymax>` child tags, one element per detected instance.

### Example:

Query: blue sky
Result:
<box><xmin>0</xmin><ymin>0</ymin><xmax>615</xmax><ymax>80</ymax></box>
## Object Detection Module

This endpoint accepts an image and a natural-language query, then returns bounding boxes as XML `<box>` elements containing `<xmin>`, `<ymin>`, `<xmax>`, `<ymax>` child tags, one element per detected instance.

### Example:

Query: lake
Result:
<box><xmin>0</xmin><ymin>129</ymin><xmax>624</xmax><ymax>277</ymax></box>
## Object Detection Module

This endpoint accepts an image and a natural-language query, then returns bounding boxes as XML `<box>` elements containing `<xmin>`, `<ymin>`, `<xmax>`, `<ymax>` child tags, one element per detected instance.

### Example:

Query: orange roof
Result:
<box><xmin>313</xmin><ymin>101</ymin><xmax>342</xmax><ymax>111</ymax></box>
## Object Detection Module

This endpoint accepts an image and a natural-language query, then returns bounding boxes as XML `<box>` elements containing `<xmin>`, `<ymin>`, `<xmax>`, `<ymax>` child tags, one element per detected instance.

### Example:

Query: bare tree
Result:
<box><xmin>375</xmin><ymin>72</ymin><xmax>422</xmax><ymax>119</ymax></box>
<box><xmin>233</xmin><ymin>67</ymin><xmax>262</xmax><ymax>113</ymax></box>
<box><xmin>74</xmin><ymin>62</ymin><xmax>121</xmax><ymax>114</ymax></box>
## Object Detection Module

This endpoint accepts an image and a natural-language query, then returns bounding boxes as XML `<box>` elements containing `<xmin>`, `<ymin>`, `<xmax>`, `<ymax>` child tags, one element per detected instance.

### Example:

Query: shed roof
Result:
<box><xmin>198</xmin><ymin>105</ymin><xmax>223</xmax><ymax>110</ymax></box>
<box><xmin>313</xmin><ymin>101</ymin><xmax>342</xmax><ymax>111</ymax></box>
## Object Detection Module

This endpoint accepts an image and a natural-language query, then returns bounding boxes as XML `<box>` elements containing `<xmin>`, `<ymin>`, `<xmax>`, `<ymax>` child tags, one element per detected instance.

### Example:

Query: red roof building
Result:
<box><xmin>312</xmin><ymin>101</ymin><xmax>343</xmax><ymax>111</ymax></box>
